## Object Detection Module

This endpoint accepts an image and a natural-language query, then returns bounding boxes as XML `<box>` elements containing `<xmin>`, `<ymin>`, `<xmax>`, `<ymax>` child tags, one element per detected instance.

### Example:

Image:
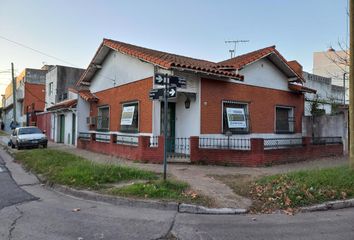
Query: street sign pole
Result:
<box><xmin>163</xmin><ymin>74</ymin><xmax>168</xmax><ymax>180</ymax></box>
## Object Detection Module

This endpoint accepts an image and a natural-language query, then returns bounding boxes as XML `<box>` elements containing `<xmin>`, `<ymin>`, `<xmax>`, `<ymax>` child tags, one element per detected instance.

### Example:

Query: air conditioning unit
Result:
<box><xmin>86</xmin><ymin>116</ymin><xmax>96</xmax><ymax>125</ymax></box>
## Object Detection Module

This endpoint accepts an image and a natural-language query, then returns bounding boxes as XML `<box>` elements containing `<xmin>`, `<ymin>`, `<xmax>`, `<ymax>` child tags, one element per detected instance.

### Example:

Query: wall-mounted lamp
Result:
<box><xmin>185</xmin><ymin>97</ymin><xmax>191</xmax><ymax>109</ymax></box>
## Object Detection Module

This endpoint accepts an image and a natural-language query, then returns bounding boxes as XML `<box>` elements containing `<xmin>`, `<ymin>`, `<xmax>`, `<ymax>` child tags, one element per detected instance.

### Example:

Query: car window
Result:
<box><xmin>18</xmin><ymin>128</ymin><xmax>42</xmax><ymax>135</ymax></box>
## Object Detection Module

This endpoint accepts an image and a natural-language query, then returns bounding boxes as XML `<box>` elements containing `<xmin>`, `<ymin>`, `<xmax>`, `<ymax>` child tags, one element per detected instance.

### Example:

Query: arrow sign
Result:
<box><xmin>154</xmin><ymin>73</ymin><xmax>166</xmax><ymax>85</ymax></box>
<box><xmin>149</xmin><ymin>88</ymin><xmax>164</xmax><ymax>100</ymax></box>
<box><xmin>168</xmin><ymin>87</ymin><xmax>176</xmax><ymax>98</ymax></box>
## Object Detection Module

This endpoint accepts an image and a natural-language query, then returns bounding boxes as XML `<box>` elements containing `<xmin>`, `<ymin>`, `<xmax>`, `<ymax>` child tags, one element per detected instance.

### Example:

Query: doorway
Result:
<box><xmin>72</xmin><ymin>113</ymin><xmax>76</xmax><ymax>145</ymax></box>
<box><xmin>160</xmin><ymin>102</ymin><xmax>176</xmax><ymax>153</ymax></box>
<box><xmin>58</xmin><ymin>115</ymin><xmax>65</xmax><ymax>143</ymax></box>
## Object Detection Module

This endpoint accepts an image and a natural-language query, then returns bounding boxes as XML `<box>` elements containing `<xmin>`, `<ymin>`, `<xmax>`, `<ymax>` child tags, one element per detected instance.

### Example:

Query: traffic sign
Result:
<box><xmin>169</xmin><ymin>76</ymin><xmax>186</xmax><ymax>88</ymax></box>
<box><xmin>149</xmin><ymin>87</ymin><xmax>177</xmax><ymax>100</ymax></box>
<box><xmin>154</xmin><ymin>73</ymin><xmax>167</xmax><ymax>85</ymax></box>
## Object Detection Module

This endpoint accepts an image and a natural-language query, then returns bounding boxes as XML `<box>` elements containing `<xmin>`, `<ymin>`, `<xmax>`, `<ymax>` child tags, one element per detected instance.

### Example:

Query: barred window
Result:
<box><xmin>97</xmin><ymin>106</ymin><xmax>109</xmax><ymax>131</ymax></box>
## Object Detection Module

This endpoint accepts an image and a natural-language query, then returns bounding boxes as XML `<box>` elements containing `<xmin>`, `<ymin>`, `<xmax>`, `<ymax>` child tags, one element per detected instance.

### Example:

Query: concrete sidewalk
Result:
<box><xmin>1</xmin><ymin>135</ymin><xmax>348</xmax><ymax>209</ymax></box>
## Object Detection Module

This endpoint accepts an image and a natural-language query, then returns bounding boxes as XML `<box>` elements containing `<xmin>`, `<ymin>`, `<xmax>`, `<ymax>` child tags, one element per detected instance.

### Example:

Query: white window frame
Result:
<box><xmin>49</xmin><ymin>82</ymin><xmax>53</xmax><ymax>96</ymax></box>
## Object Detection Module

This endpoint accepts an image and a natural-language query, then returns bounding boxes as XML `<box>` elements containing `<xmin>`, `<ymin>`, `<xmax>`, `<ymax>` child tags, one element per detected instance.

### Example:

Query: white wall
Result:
<box><xmin>45</xmin><ymin>67</ymin><xmax>58</xmax><ymax>109</ymax></box>
<box><xmin>77</xmin><ymin>96</ymin><xmax>90</xmax><ymax>133</ymax></box>
<box><xmin>54</xmin><ymin>111</ymin><xmax>76</xmax><ymax>145</ymax></box>
<box><xmin>90</xmin><ymin>51</ymin><xmax>154</xmax><ymax>93</ymax></box>
<box><xmin>239</xmin><ymin>58</ymin><xmax>290</xmax><ymax>91</ymax></box>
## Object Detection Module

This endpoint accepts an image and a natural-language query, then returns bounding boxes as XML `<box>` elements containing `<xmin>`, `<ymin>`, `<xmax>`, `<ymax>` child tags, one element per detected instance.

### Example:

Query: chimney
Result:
<box><xmin>287</xmin><ymin>60</ymin><xmax>303</xmax><ymax>77</ymax></box>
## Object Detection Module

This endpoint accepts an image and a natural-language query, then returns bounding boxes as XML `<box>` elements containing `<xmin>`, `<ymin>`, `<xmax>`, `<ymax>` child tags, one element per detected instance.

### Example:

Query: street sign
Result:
<box><xmin>149</xmin><ymin>87</ymin><xmax>176</xmax><ymax>100</ymax></box>
<box><xmin>154</xmin><ymin>73</ymin><xmax>167</xmax><ymax>85</ymax></box>
<box><xmin>168</xmin><ymin>86</ymin><xmax>177</xmax><ymax>98</ymax></box>
<box><xmin>169</xmin><ymin>76</ymin><xmax>186</xmax><ymax>88</ymax></box>
<box><xmin>149</xmin><ymin>88</ymin><xmax>164</xmax><ymax>100</ymax></box>
<box><xmin>154</xmin><ymin>73</ymin><xmax>186</xmax><ymax>88</ymax></box>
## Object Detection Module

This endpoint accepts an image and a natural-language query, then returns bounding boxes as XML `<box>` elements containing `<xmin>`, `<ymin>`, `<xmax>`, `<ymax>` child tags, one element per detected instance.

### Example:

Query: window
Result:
<box><xmin>97</xmin><ymin>106</ymin><xmax>110</xmax><ymax>131</ymax></box>
<box><xmin>120</xmin><ymin>102</ymin><xmax>139</xmax><ymax>133</ymax></box>
<box><xmin>49</xmin><ymin>82</ymin><xmax>53</xmax><ymax>96</ymax></box>
<box><xmin>275</xmin><ymin>106</ymin><xmax>295</xmax><ymax>133</ymax></box>
<box><xmin>222</xmin><ymin>101</ymin><xmax>249</xmax><ymax>134</ymax></box>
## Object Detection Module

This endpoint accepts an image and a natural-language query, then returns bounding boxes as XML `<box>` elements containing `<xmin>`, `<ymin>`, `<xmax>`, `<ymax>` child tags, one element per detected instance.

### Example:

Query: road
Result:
<box><xmin>0</xmin><ymin>147</ymin><xmax>353</xmax><ymax>240</ymax></box>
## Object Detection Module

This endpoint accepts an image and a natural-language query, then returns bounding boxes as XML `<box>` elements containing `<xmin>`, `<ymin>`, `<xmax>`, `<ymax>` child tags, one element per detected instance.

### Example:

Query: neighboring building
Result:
<box><xmin>37</xmin><ymin>65</ymin><xmax>84</xmax><ymax>145</ymax></box>
<box><xmin>313</xmin><ymin>48</ymin><xmax>349</xmax><ymax>103</ymax></box>
<box><xmin>303</xmin><ymin>71</ymin><xmax>345</xmax><ymax>116</ymax></box>
<box><xmin>2</xmin><ymin>68</ymin><xmax>47</xmax><ymax>131</ymax></box>
<box><xmin>75</xmin><ymin>39</ymin><xmax>319</xmax><ymax>165</ymax></box>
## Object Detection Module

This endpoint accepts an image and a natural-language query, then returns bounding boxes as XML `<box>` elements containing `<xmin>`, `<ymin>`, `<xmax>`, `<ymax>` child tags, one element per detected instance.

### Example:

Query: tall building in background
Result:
<box><xmin>313</xmin><ymin>48</ymin><xmax>349</xmax><ymax>104</ymax></box>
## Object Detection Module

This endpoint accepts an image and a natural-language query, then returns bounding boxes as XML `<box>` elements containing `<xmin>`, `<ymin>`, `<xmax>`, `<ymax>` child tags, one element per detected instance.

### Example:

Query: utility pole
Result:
<box><xmin>163</xmin><ymin>74</ymin><xmax>168</xmax><ymax>180</ymax></box>
<box><xmin>11</xmin><ymin>63</ymin><xmax>17</xmax><ymax>126</ymax></box>
<box><xmin>344</xmin><ymin>72</ymin><xmax>347</xmax><ymax>104</ymax></box>
<box><xmin>349</xmin><ymin>0</ymin><xmax>354</xmax><ymax>169</ymax></box>
<box><xmin>225</xmin><ymin>40</ymin><xmax>250</xmax><ymax>58</ymax></box>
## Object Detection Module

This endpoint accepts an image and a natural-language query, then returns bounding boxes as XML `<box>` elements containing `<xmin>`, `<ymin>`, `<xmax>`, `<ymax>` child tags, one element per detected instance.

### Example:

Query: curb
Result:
<box><xmin>300</xmin><ymin>199</ymin><xmax>354</xmax><ymax>213</ymax></box>
<box><xmin>179</xmin><ymin>203</ymin><xmax>248</xmax><ymax>215</ymax></box>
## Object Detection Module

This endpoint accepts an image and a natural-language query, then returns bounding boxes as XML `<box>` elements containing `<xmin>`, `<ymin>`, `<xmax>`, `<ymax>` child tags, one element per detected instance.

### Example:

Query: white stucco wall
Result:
<box><xmin>54</xmin><ymin>111</ymin><xmax>76</xmax><ymax>145</ymax></box>
<box><xmin>239</xmin><ymin>58</ymin><xmax>290</xmax><ymax>91</ymax></box>
<box><xmin>90</xmin><ymin>51</ymin><xmax>154</xmax><ymax>93</ymax></box>
<box><xmin>45</xmin><ymin>67</ymin><xmax>58</xmax><ymax>109</ymax></box>
<box><xmin>77</xmin><ymin>97</ymin><xmax>90</xmax><ymax>133</ymax></box>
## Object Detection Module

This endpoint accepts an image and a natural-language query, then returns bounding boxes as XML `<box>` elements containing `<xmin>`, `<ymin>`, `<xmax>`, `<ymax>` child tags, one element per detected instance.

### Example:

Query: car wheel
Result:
<box><xmin>16</xmin><ymin>142</ymin><xmax>21</xmax><ymax>150</ymax></box>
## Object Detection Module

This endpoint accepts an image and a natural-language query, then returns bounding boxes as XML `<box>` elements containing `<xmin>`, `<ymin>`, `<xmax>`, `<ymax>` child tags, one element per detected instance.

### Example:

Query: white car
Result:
<box><xmin>9</xmin><ymin>127</ymin><xmax>48</xmax><ymax>150</ymax></box>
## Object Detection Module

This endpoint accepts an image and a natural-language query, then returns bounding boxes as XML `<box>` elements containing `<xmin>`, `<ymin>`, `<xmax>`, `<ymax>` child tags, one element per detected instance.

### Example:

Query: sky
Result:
<box><xmin>0</xmin><ymin>0</ymin><xmax>349</xmax><ymax>94</ymax></box>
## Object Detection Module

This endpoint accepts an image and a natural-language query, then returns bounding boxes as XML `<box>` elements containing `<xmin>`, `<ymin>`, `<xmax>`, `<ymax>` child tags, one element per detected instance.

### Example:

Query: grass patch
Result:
<box><xmin>15</xmin><ymin>149</ymin><xmax>157</xmax><ymax>189</ymax></box>
<box><xmin>104</xmin><ymin>179</ymin><xmax>213</xmax><ymax>206</ymax></box>
<box><xmin>213</xmin><ymin>166</ymin><xmax>354</xmax><ymax>213</ymax></box>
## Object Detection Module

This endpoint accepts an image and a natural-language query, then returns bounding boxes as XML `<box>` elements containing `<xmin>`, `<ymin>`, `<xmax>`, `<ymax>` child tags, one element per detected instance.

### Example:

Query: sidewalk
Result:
<box><xmin>1</xmin><ymin>135</ymin><xmax>348</xmax><ymax>209</ymax></box>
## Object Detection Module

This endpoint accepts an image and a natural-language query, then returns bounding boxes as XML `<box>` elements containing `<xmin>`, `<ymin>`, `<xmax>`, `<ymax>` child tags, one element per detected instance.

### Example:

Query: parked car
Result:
<box><xmin>9</xmin><ymin>127</ymin><xmax>48</xmax><ymax>150</ymax></box>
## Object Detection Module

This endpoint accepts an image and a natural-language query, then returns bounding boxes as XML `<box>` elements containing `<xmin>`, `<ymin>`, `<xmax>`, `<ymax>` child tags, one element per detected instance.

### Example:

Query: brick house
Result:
<box><xmin>76</xmin><ymin>39</ymin><xmax>342</xmax><ymax>166</ymax></box>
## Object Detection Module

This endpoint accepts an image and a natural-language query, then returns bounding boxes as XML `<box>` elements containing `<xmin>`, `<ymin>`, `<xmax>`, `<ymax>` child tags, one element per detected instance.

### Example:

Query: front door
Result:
<box><xmin>59</xmin><ymin>115</ymin><xmax>65</xmax><ymax>143</ymax></box>
<box><xmin>161</xmin><ymin>102</ymin><xmax>176</xmax><ymax>153</ymax></box>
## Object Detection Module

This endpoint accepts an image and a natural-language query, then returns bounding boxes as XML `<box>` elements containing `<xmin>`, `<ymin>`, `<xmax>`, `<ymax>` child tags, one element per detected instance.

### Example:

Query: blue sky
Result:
<box><xmin>0</xmin><ymin>0</ymin><xmax>348</xmax><ymax>93</ymax></box>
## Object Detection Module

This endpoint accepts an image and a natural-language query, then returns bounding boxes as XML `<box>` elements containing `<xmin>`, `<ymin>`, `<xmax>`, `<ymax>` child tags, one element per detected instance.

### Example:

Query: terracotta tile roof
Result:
<box><xmin>78</xmin><ymin>90</ymin><xmax>98</xmax><ymax>102</ymax></box>
<box><xmin>217</xmin><ymin>45</ymin><xmax>304</xmax><ymax>82</ymax></box>
<box><xmin>217</xmin><ymin>46</ymin><xmax>276</xmax><ymax>69</ymax></box>
<box><xmin>78</xmin><ymin>39</ymin><xmax>244</xmax><ymax>85</ymax></box>
<box><xmin>47</xmin><ymin>99</ymin><xmax>77</xmax><ymax>111</ymax></box>
<box><xmin>288</xmin><ymin>83</ymin><xmax>316</xmax><ymax>94</ymax></box>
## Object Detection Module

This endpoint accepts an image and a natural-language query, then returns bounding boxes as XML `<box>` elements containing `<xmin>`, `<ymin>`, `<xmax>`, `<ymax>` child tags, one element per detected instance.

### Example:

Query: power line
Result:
<box><xmin>0</xmin><ymin>35</ymin><xmax>78</xmax><ymax>67</ymax></box>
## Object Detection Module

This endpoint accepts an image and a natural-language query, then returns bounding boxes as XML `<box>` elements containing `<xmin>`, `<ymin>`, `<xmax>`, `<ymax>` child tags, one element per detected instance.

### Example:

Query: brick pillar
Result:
<box><xmin>302</xmin><ymin>137</ymin><xmax>311</xmax><ymax>147</ymax></box>
<box><xmin>251</xmin><ymin>138</ymin><xmax>264</xmax><ymax>166</ymax></box>
<box><xmin>138</xmin><ymin>136</ymin><xmax>150</xmax><ymax>160</ymax></box>
<box><xmin>157</xmin><ymin>135</ymin><xmax>165</xmax><ymax>162</ymax></box>
<box><xmin>189</xmin><ymin>136</ymin><xmax>200</xmax><ymax>163</ymax></box>
<box><xmin>111</xmin><ymin>134</ymin><xmax>117</xmax><ymax>144</ymax></box>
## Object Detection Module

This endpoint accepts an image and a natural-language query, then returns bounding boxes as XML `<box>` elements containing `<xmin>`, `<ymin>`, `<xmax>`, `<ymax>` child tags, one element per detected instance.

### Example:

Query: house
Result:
<box><xmin>75</xmin><ymin>39</ymin><xmax>342</xmax><ymax>166</ymax></box>
<box><xmin>303</xmin><ymin>71</ymin><xmax>345</xmax><ymax>116</ymax></box>
<box><xmin>36</xmin><ymin>65</ymin><xmax>84</xmax><ymax>145</ymax></box>
<box><xmin>2</xmin><ymin>68</ymin><xmax>47</xmax><ymax>131</ymax></box>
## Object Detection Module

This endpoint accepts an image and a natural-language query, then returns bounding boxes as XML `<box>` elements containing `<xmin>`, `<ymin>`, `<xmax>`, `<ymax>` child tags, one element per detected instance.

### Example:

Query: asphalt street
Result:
<box><xmin>0</xmin><ymin>147</ymin><xmax>353</xmax><ymax>240</ymax></box>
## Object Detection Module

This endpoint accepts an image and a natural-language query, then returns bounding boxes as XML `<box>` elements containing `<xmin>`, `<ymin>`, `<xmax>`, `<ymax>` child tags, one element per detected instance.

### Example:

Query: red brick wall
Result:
<box><xmin>90</xmin><ymin>77</ymin><xmax>153</xmax><ymax>132</ymax></box>
<box><xmin>200</xmin><ymin>78</ymin><xmax>304</xmax><ymax>134</ymax></box>
<box><xmin>36</xmin><ymin>112</ymin><xmax>52</xmax><ymax>140</ymax></box>
<box><xmin>77</xmin><ymin>135</ymin><xmax>164</xmax><ymax>163</ymax></box>
<box><xmin>24</xmin><ymin>83</ymin><xmax>45</xmax><ymax>114</ymax></box>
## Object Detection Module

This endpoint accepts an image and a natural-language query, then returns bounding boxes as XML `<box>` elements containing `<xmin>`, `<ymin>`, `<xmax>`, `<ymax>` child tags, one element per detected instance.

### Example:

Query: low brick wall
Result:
<box><xmin>77</xmin><ymin>134</ymin><xmax>343</xmax><ymax>167</ymax></box>
<box><xmin>77</xmin><ymin>134</ymin><xmax>164</xmax><ymax>164</ymax></box>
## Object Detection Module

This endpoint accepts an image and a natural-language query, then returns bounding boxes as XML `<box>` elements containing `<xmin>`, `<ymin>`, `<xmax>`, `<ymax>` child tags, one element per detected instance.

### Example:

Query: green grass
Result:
<box><xmin>249</xmin><ymin>166</ymin><xmax>354</xmax><ymax>212</ymax></box>
<box><xmin>15</xmin><ymin>149</ymin><xmax>157</xmax><ymax>189</ymax></box>
<box><xmin>104</xmin><ymin>179</ymin><xmax>213</xmax><ymax>205</ymax></box>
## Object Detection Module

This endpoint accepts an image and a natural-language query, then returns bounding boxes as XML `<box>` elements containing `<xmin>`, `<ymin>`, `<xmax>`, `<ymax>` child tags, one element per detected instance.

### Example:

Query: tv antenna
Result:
<box><xmin>225</xmin><ymin>40</ymin><xmax>250</xmax><ymax>58</ymax></box>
